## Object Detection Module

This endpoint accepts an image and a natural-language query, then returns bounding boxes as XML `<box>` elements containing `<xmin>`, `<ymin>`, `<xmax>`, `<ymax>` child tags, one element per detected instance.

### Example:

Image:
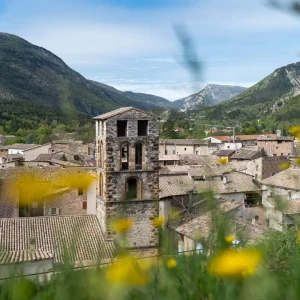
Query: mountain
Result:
<box><xmin>203</xmin><ymin>62</ymin><xmax>300</xmax><ymax>123</ymax></box>
<box><xmin>123</xmin><ymin>91</ymin><xmax>180</xmax><ymax>109</ymax></box>
<box><xmin>0</xmin><ymin>32</ymin><xmax>175</xmax><ymax>126</ymax></box>
<box><xmin>173</xmin><ymin>84</ymin><xmax>246</xmax><ymax>110</ymax></box>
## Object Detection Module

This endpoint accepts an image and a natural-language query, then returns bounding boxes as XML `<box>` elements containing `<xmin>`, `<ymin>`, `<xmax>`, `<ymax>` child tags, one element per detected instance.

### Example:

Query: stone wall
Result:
<box><xmin>44</xmin><ymin>188</ymin><xmax>87</xmax><ymax>216</ymax></box>
<box><xmin>258</xmin><ymin>140</ymin><xmax>294</xmax><ymax>157</ymax></box>
<box><xmin>107</xmin><ymin>200</ymin><xmax>159</xmax><ymax>247</ymax></box>
<box><xmin>0</xmin><ymin>179</ymin><xmax>18</xmax><ymax>218</ymax></box>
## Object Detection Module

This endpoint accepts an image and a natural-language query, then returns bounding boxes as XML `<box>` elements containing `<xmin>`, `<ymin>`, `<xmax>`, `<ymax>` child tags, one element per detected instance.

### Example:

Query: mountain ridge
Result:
<box><xmin>174</xmin><ymin>84</ymin><xmax>246</xmax><ymax>110</ymax></box>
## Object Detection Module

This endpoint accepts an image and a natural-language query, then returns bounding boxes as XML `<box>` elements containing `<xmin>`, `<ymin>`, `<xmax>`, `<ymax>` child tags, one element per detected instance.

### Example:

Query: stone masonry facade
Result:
<box><xmin>94</xmin><ymin>108</ymin><xmax>160</xmax><ymax>251</ymax></box>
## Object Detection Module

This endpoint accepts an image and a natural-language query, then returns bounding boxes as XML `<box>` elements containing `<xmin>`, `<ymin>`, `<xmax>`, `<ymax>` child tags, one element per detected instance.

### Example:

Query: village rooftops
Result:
<box><xmin>258</xmin><ymin>136</ymin><xmax>294</xmax><ymax>141</ymax></box>
<box><xmin>262</xmin><ymin>168</ymin><xmax>300</xmax><ymax>190</ymax></box>
<box><xmin>188</xmin><ymin>161</ymin><xmax>247</xmax><ymax>177</ymax></box>
<box><xmin>267</xmin><ymin>197</ymin><xmax>300</xmax><ymax>215</ymax></box>
<box><xmin>0</xmin><ymin>250</ymin><xmax>53</xmax><ymax>265</ymax></box>
<box><xmin>214</xmin><ymin>149</ymin><xmax>236</xmax><ymax>157</ymax></box>
<box><xmin>231</xmin><ymin>148</ymin><xmax>263</xmax><ymax>160</ymax></box>
<box><xmin>159</xmin><ymin>171</ymin><xmax>260</xmax><ymax>199</ymax></box>
<box><xmin>0</xmin><ymin>215</ymin><xmax>115</xmax><ymax>266</ymax></box>
<box><xmin>0</xmin><ymin>143</ymin><xmax>38</xmax><ymax>150</ymax></box>
<box><xmin>210</xmin><ymin>134</ymin><xmax>277</xmax><ymax>142</ymax></box>
<box><xmin>159</xmin><ymin>139</ymin><xmax>208</xmax><ymax>145</ymax></box>
<box><xmin>93</xmin><ymin>107</ymin><xmax>158</xmax><ymax>120</ymax></box>
<box><xmin>159</xmin><ymin>155</ymin><xmax>180</xmax><ymax>161</ymax></box>
<box><xmin>169</xmin><ymin>199</ymin><xmax>243</xmax><ymax>240</ymax></box>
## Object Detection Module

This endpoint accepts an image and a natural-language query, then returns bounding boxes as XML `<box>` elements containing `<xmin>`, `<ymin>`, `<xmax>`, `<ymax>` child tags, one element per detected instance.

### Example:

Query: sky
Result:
<box><xmin>1</xmin><ymin>0</ymin><xmax>300</xmax><ymax>100</ymax></box>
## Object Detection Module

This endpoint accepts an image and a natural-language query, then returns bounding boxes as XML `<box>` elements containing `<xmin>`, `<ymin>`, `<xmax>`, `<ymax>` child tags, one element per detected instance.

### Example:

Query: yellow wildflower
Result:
<box><xmin>61</xmin><ymin>171</ymin><xmax>94</xmax><ymax>189</ymax></box>
<box><xmin>296</xmin><ymin>158</ymin><xmax>300</xmax><ymax>165</ymax></box>
<box><xmin>112</xmin><ymin>219</ymin><xmax>134</xmax><ymax>233</ymax></box>
<box><xmin>170</xmin><ymin>209</ymin><xmax>180</xmax><ymax>219</ymax></box>
<box><xmin>208</xmin><ymin>248</ymin><xmax>261</xmax><ymax>278</ymax></box>
<box><xmin>218</xmin><ymin>158</ymin><xmax>227</xmax><ymax>165</ymax></box>
<box><xmin>167</xmin><ymin>258</ymin><xmax>177</xmax><ymax>269</ymax></box>
<box><xmin>152</xmin><ymin>216</ymin><xmax>165</xmax><ymax>227</ymax></box>
<box><xmin>297</xmin><ymin>231</ymin><xmax>300</xmax><ymax>244</ymax></box>
<box><xmin>289</xmin><ymin>126</ymin><xmax>300</xmax><ymax>139</ymax></box>
<box><xmin>106</xmin><ymin>256</ymin><xmax>149</xmax><ymax>286</ymax></box>
<box><xmin>224</xmin><ymin>235</ymin><xmax>235</xmax><ymax>243</ymax></box>
<box><xmin>279</xmin><ymin>162</ymin><xmax>290</xmax><ymax>170</ymax></box>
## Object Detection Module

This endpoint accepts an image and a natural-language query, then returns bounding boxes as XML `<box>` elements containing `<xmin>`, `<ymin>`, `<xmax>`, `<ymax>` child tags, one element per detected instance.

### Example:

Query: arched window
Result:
<box><xmin>99</xmin><ymin>173</ymin><xmax>103</xmax><ymax>197</ymax></box>
<box><xmin>98</xmin><ymin>142</ymin><xmax>104</xmax><ymax>168</ymax></box>
<box><xmin>120</xmin><ymin>143</ymin><xmax>129</xmax><ymax>170</ymax></box>
<box><xmin>135</xmin><ymin>143</ymin><xmax>143</xmax><ymax>170</ymax></box>
<box><xmin>126</xmin><ymin>177</ymin><xmax>140</xmax><ymax>200</ymax></box>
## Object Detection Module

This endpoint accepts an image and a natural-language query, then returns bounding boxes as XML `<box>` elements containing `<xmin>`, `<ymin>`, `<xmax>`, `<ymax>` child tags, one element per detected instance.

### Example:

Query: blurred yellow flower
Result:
<box><xmin>106</xmin><ymin>256</ymin><xmax>149</xmax><ymax>286</ymax></box>
<box><xmin>279</xmin><ymin>162</ymin><xmax>290</xmax><ymax>170</ymax></box>
<box><xmin>152</xmin><ymin>217</ymin><xmax>165</xmax><ymax>227</ymax></box>
<box><xmin>218</xmin><ymin>158</ymin><xmax>227</xmax><ymax>165</ymax></box>
<box><xmin>297</xmin><ymin>231</ymin><xmax>300</xmax><ymax>244</ymax></box>
<box><xmin>296</xmin><ymin>158</ymin><xmax>300</xmax><ymax>165</ymax></box>
<box><xmin>208</xmin><ymin>248</ymin><xmax>261</xmax><ymax>278</ymax></box>
<box><xmin>170</xmin><ymin>209</ymin><xmax>180</xmax><ymax>219</ymax></box>
<box><xmin>224</xmin><ymin>235</ymin><xmax>235</xmax><ymax>243</ymax></box>
<box><xmin>167</xmin><ymin>258</ymin><xmax>177</xmax><ymax>268</ymax></box>
<box><xmin>289</xmin><ymin>126</ymin><xmax>300</xmax><ymax>138</ymax></box>
<box><xmin>112</xmin><ymin>218</ymin><xmax>134</xmax><ymax>233</ymax></box>
<box><xmin>61</xmin><ymin>171</ymin><xmax>94</xmax><ymax>189</ymax></box>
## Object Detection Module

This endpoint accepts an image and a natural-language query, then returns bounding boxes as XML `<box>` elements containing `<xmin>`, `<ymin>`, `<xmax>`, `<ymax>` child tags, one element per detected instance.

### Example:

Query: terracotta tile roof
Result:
<box><xmin>178</xmin><ymin>154</ymin><xmax>220</xmax><ymax>166</ymax></box>
<box><xmin>188</xmin><ymin>161</ymin><xmax>247</xmax><ymax>177</ymax></box>
<box><xmin>262</xmin><ymin>168</ymin><xmax>300</xmax><ymax>190</ymax></box>
<box><xmin>160</xmin><ymin>139</ymin><xmax>208</xmax><ymax>145</ymax></box>
<box><xmin>231</xmin><ymin>148</ymin><xmax>263</xmax><ymax>160</ymax></box>
<box><xmin>258</xmin><ymin>136</ymin><xmax>294</xmax><ymax>141</ymax></box>
<box><xmin>267</xmin><ymin>197</ymin><xmax>300</xmax><ymax>215</ymax></box>
<box><xmin>2</xmin><ymin>144</ymin><xmax>38</xmax><ymax>150</ymax></box>
<box><xmin>234</xmin><ymin>218</ymin><xmax>270</xmax><ymax>244</ymax></box>
<box><xmin>159</xmin><ymin>171</ymin><xmax>259</xmax><ymax>198</ymax></box>
<box><xmin>0</xmin><ymin>250</ymin><xmax>53</xmax><ymax>265</ymax></box>
<box><xmin>93</xmin><ymin>107</ymin><xmax>157</xmax><ymax>120</ymax></box>
<box><xmin>0</xmin><ymin>215</ymin><xmax>115</xmax><ymax>265</ymax></box>
<box><xmin>214</xmin><ymin>150</ymin><xmax>236</xmax><ymax>156</ymax></box>
<box><xmin>159</xmin><ymin>155</ymin><xmax>180</xmax><ymax>161</ymax></box>
<box><xmin>171</xmin><ymin>199</ymin><xmax>243</xmax><ymax>240</ymax></box>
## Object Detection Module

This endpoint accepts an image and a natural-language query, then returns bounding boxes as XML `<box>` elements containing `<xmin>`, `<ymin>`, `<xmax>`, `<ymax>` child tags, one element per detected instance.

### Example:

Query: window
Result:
<box><xmin>117</xmin><ymin>120</ymin><xmax>127</xmax><ymax>137</ymax></box>
<box><xmin>135</xmin><ymin>143</ymin><xmax>143</xmax><ymax>170</ymax></box>
<box><xmin>82</xmin><ymin>201</ymin><xmax>87</xmax><ymax>209</ymax></box>
<box><xmin>78</xmin><ymin>188</ymin><xmax>83</xmax><ymax>196</ymax></box>
<box><xmin>98</xmin><ymin>142</ymin><xmax>103</xmax><ymax>168</ymax></box>
<box><xmin>126</xmin><ymin>178</ymin><xmax>138</xmax><ymax>200</ymax></box>
<box><xmin>121</xmin><ymin>143</ymin><xmax>129</xmax><ymax>170</ymax></box>
<box><xmin>184</xmin><ymin>148</ymin><xmax>187</xmax><ymax>151</ymax></box>
<box><xmin>278</xmin><ymin>140</ymin><xmax>282</xmax><ymax>144</ymax></box>
<box><xmin>196</xmin><ymin>243</ymin><xmax>203</xmax><ymax>254</ymax></box>
<box><xmin>172</xmin><ymin>150</ymin><xmax>175</xmax><ymax>155</ymax></box>
<box><xmin>138</xmin><ymin>120</ymin><xmax>148</xmax><ymax>136</ymax></box>
<box><xmin>51</xmin><ymin>208</ymin><xmax>59</xmax><ymax>215</ymax></box>
<box><xmin>99</xmin><ymin>173</ymin><xmax>103</xmax><ymax>197</ymax></box>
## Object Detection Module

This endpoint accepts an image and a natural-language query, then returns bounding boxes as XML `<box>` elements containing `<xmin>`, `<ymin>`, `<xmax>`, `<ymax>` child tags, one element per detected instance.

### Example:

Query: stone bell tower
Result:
<box><xmin>93</xmin><ymin>107</ymin><xmax>160</xmax><ymax>255</ymax></box>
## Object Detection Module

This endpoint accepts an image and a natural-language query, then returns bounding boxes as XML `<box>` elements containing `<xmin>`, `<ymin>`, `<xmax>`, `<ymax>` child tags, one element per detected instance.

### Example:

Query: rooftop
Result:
<box><xmin>214</xmin><ymin>149</ymin><xmax>236</xmax><ymax>156</ymax></box>
<box><xmin>159</xmin><ymin>171</ymin><xmax>259</xmax><ymax>198</ymax></box>
<box><xmin>211</xmin><ymin>134</ymin><xmax>277</xmax><ymax>142</ymax></box>
<box><xmin>160</xmin><ymin>139</ymin><xmax>208</xmax><ymax>145</ymax></box>
<box><xmin>93</xmin><ymin>107</ymin><xmax>157</xmax><ymax>120</ymax></box>
<box><xmin>0</xmin><ymin>250</ymin><xmax>53</xmax><ymax>265</ymax></box>
<box><xmin>262</xmin><ymin>168</ymin><xmax>300</xmax><ymax>190</ymax></box>
<box><xmin>231</xmin><ymin>148</ymin><xmax>263</xmax><ymax>160</ymax></box>
<box><xmin>170</xmin><ymin>199</ymin><xmax>243</xmax><ymax>240</ymax></box>
<box><xmin>0</xmin><ymin>144</ymin><xmax>38</xmax><ymax>150</ymax></box>
<box><xmin>0</xmin><ymin>215</ymin><xmax>115</xmax><ymax>265</ymax></box>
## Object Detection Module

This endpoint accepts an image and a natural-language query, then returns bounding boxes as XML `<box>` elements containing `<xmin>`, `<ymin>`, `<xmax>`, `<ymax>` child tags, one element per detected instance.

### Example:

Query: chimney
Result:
<box><xmin>29</xmin><ymin>238</ymin><xmax>36</xmax><ymax>252</ymax></box>
<box><xmin>222</xmin><ymin>175</ymin><xmax>227</xmax><ymax>189</ymax></box>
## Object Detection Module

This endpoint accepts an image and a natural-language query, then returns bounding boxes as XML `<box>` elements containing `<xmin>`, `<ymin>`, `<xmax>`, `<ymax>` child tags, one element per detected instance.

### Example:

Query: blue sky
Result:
<box><xmin>1</xmin><ymin>0</ymin><xmax>300</xmax><ymax>100</ymax></box>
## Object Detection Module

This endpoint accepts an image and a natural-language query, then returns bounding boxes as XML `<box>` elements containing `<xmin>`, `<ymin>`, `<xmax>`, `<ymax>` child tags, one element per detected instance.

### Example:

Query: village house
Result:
<box><xmin>213</xmin><ymin>149</ymin><xmax>236</xmax><ymax>163</ymax></box>
<box><xmin>257</xmin><ymin>136</ymin><xmax>295</xmax><ymax>157</ymax></box>
<box><xmin>246</xmin><ymin>156</ymin><xmax>289</xmax><ymax>181</ymax></box>
<box><xmin>159</xmin><ymin>139</ymin><xmax>209</xmax><ymax>156</ymax></box>
<box><xmin>159</xmin><ymin>154</ymin><xmax>180</xmax><ymax>166</ymax></box>
<box><xmin>22</xmin><ymin>143</ymin><xmax>52</xmax><ymax>161</ymax></box>
<box><xmin>261</xmin><ymin>168</ymin><xmax>300</xmax><ymax>231</ymax></box>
